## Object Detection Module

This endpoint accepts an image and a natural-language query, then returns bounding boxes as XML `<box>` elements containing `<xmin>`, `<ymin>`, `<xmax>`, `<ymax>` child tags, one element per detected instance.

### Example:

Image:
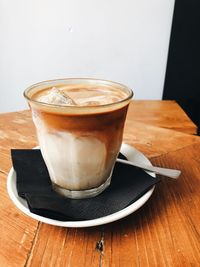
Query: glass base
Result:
<box><xmin>52</xmin><ymin>175</ymin><xmax>112</xmax><ymax>199</ymax></box>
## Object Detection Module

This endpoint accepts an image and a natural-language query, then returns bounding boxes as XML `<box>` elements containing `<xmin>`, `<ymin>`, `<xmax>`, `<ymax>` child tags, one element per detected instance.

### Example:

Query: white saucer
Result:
<box><xmin>7</xmin><ymin>143</ymin><xmax>156</xmax><ymax>228</ymax></box>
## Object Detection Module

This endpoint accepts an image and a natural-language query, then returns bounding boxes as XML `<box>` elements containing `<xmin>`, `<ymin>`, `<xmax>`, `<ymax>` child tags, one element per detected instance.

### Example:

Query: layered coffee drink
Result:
<box><xmin>24</xmin><ymin>78</ymin><xmax>133</xmax><ymax>199</ymax></box>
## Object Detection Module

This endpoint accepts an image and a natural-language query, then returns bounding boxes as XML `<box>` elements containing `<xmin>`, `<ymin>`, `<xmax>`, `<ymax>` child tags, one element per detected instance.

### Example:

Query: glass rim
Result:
<box><xmin>23</xmin><ymin>77</ymin><xmax>134</xmax><ymax>110</ymax></box>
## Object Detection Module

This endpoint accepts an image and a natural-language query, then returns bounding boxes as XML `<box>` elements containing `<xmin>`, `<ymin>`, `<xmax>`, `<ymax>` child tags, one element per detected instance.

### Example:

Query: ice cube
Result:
<box><xmin>38</xmin><ymin>87</ymin><xmax>75</xmax><ymax>106</ymax></box>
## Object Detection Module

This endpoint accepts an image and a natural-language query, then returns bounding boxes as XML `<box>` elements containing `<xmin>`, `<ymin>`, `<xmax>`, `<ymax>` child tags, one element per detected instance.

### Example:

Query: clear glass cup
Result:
<box><xmin>24</xmin><ymin>78</ymin><xmax>133</xmax><ymax>199</ymax></box>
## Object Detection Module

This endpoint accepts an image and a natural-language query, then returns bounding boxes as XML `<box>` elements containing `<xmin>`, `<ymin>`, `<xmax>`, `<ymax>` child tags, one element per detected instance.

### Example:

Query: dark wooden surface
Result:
<box><xmin>0</xmin><ymin>100</ymin><xmax>199</xmax><ymax>266</ymax></box>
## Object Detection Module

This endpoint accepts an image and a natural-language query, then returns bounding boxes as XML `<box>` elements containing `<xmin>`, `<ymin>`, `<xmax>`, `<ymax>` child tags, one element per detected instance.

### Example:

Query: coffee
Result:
<box><xmin>24</xmin><ymin>79</ymin><xmax>133</xmax><ymax>198</ymax></box>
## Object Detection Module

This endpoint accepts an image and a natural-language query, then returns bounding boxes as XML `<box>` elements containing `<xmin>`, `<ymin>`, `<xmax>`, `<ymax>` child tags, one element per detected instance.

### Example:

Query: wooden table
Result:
<box><xmin>0</xmin><ymin>100</ymin><xmax>200</xmax><ymax>267</ymax></box>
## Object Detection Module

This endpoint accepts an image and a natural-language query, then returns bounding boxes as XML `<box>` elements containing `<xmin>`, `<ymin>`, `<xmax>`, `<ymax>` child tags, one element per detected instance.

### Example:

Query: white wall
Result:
<box><xmin>0</xmin><ymin>0</ymin><xmax>175</xmax><ymax>113</ymax></box>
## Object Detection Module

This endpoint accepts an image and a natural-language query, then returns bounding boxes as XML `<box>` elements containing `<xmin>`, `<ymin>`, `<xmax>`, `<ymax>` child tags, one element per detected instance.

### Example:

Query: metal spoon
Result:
<box><xmin>116</xmin><ymin>158</ymin><xmax>181</xmax><ymax>179</ymax></box>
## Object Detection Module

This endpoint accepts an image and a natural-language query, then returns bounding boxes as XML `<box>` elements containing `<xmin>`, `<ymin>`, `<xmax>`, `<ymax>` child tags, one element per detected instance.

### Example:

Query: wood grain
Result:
<box><xmin>124</xmin><ymin>120</ymin><xmax>199</xmax><ymax>158</ymax></box>
<box><xmin>26</xmin><ymin>225</ymin><xmax>102</xmax><ymax>267</ymax></box>
<box><xmin>101</xmin><ymin>142</ymin><xmax>200</xmax><ymax>266</ymax></box>
<box><xmin>0</xmin><ymin>101</ymin><xmax>199</xmax><ymax>267</ymax></box>
<box><xmin>24</xmin><ymin>142</ymin><xmax>200</xmax><ymax>267</ymax></box>
<box><xmin>127</xmin><ymin>100</ymin><xmax>197</xmax><ymax>134</ymax></box>
<box><xmin>0</xmin><ymin>172</ymin><xmax>39</xmax><ymax>267</ymax></box>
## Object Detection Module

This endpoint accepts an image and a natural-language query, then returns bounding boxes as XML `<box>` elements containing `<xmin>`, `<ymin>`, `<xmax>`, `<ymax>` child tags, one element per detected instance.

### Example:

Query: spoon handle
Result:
<box><xmin>116</xmin><ymin>158</ymin><xmax>181</xmax><ymax>179</ymax></box>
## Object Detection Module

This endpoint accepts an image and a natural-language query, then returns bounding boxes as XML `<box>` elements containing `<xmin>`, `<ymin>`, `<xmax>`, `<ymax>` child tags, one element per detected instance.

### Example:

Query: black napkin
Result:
<box><xmin>11</xmin><ymin>149</ymin><xmax>160</xmax><ymax>221</ymax></box>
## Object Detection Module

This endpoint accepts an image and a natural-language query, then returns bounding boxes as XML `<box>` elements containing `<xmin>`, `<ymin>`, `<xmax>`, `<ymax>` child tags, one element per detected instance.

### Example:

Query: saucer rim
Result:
<box><xmin>7</xmin><ymin>143</ymin><xmax>156</xmax><ymax>228</ymax></box>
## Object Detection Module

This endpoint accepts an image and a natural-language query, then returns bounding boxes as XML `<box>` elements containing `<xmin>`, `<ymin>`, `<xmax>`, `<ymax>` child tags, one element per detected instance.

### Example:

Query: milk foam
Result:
<box><xmin>35</xmin><ymin>85</ymin><xmax>127</xmax><ymax>106</ymax></box>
